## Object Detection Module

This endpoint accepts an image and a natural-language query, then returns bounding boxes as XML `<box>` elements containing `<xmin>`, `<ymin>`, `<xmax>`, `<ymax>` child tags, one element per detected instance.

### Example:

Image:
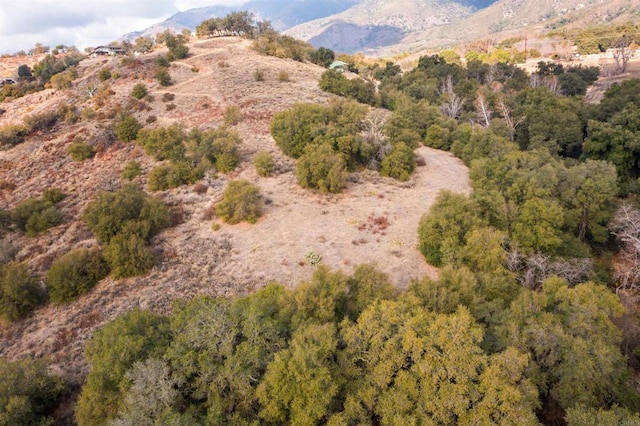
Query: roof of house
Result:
<box><xmin>329</xmin><ymin>60</ymin><xmax>348</xmax><ymax>68</ymax></box>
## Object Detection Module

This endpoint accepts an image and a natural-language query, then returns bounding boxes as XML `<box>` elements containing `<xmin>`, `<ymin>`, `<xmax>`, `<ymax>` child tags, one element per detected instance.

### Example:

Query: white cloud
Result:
<box><xmin>0</xmin><ymin>0</ymin><xmax>249</xmax><ymax>54</ymax></box>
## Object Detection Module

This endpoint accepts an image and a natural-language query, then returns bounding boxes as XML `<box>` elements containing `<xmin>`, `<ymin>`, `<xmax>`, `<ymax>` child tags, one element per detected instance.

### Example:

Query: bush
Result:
<box><xmin>104</xmin><ymin>232</ymin><xmax>155</xmax><ymax>278</ymax></box>
<box><xmin>278</xmin><ymin>70</ymin><xmax>290</xmax><ymax>82</ymax></box>
<box><xmin>0</xmin><ymin>263</ymin><xmax>44</xmax><ymax>322</ymax></box>
<box><xmin>185</xmin><ymin>127</ymin><xmax>241</xmax><ymax>173</ymax></box>
<box><xmin>253</xmin><ymin>69</ymin><xmax>265</xmax><ymax>82</ymax></box>
<box><xmin>161</xmin><ymin>92</ymin><xmax>175</xmax><ymax>102</ymax></box>
<box><xmin>216</xmin><ymin>180</ymin><xmax>263</xmax><ymax>224</ymax></box>
<box><xmin>136</xmin><ymin>125</ymin><xmax>185</xmax><ymax>161</ymax></box>
<box><xmin>121</xmin><ymin>161</ymin><xmax>142</xmax><ymax>181</ymax></box>
<box><xmin>68</xmin><ymin>140</ymin><xmax>95</xmax><ymax>161</ymax></box>
<box><xmin>23</xmin><ymin>110</ymin><xmax>58</xmax><ymax>133</ymax></box>
<box><xmin>47</xmin><ymin>248</ymin><xmax>109</xmax><ymax>304</ymax></box>
<box><xmin>42</xmin><ymin>187</ymin><xmax>66</xmax><ymax>204</ymax></box>
<box><xmin>131</xmin><ymin>82</ymin><xmax>148</xmax><ymax>99</ymax></box>
<box><xmin>147</xmin><ymin>162</ymin><xmax>203</xmax><ymax>191</ymax></box>
<box><xmin>12</xmin><ymin>192</ymin><xmax>65</xmax><ymax>237</ymax></box>
<box><xmin>0</xmin><ymin>124</ymin><xmax>27</xmax><ymax>148</ymax></box>
<box><xmin>115</xmin><ymin>112</ymin><xmax>142</xmax><ymax>142</ymax></box>
<box><xmin>270</xmin><ymin>103</ymin><xmax>332</xmax><ymax>158</ymax></box>
<box><xmin>82</xmin><ymin>185</ymin><xmax>170</xmax><ymax>244</ymax></box>
<box><xmin>156</xmin><ymin>68</ymin><xmax>171</xmax><ymax>86</ymax></box>
<box><xmin>223</xmin><ymin>105</ymin><xmax>242</xmax><ymax>126</ymax></box>
<box><xmin>296</xmin><ymin>143</ymin><xmax>348</xmax><ymax>193</ymax></box>
<box><xmin>380</xmin><ymin>143</ymin><xmax>416</xmax><ymax>181</ymax></box>
<box><xmin>98</xmin><ymin>69</ymin><xmax>112</xmax><ymax>81</ymax></box>
<box><xmin>254</xmin><ymin>151</ymin><xmax>275</xmax><ymax>177</ymax></box>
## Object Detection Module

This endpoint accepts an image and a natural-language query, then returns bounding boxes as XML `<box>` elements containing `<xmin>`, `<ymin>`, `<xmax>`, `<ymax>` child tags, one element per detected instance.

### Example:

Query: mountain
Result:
<box><xmin>122</xmin><ymin>0</ymin><xmax>638</xmax><ymax>56</ymax></box>
<box><xmin>121</xmin><ymin>0</ymin><xmax>361</xmax><ymax>42</ymax></box>
<box><xmin>285</xmin><ymin>0</ymin><xmax>638</xmax><ymax>55</ymax></box>
<box><xmin>284</xmin><ymin>0</ymin><xmax>488</xmax><ymax>53</ymax></box>
<box><xmin>391</xmin><ymin>0</ymin><xmax>637</xmax><ymax>55</ymax></box>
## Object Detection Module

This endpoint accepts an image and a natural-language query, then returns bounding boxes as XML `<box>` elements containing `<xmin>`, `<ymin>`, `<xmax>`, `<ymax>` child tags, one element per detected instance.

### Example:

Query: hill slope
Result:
<box><xmin>0</xmin><ymin>38</ymin><xmax>469</xmax><ymax>383</ymax></box>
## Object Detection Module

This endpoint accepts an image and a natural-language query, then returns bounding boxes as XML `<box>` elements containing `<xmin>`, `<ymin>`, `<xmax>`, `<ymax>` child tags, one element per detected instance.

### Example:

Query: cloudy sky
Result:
<box><xmin>0</xmin><ymin>0</ymin><xmax>245</xmax><ymax>55</ymax></box>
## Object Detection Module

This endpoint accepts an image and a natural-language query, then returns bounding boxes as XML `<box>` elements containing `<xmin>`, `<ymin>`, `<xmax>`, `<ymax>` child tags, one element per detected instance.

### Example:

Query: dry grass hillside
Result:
<box><xmin>0</xmin><ymin>37</ymin><xmax>469</xmax><ymax>384</ymax></box>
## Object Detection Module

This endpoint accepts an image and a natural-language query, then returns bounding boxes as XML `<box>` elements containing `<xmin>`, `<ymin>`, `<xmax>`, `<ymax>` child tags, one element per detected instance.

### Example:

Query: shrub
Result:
<box><xmin>223</xmin><ymin>105</ymin><xmax>242</xmax><ymax>126</ymax></box>
<box><xmin>161</xmin><ymin>92</ymin><xmax>175</xmax><ymax>102</ymax></box>
<box><xmin>166</xmin><ymin>103</ymin><xmax>176</xmax><ymax>111</ymax></box>
<box><xmin>131</xmin><ymin>82</ymin><xmax>148</xmax><ymax>99</ymax></box>
<box><xmin>380</xmin><ymin>143</ymin><xmax>416</xmax><ymax>181</ymax></box>
<box><xmin>304</xmin><ymin>250</ymin><xmax>322</xmax><ymax>265</ymax></box>
<box><xmin>147</xmin><ymin>165</ymin><xmax>171</xmax><ymax>191</ymax></box>
<box><xmin>68</xmin><ymin>140</ymin><xmax>95</xmax><ymax>161</ymax></box>
<box><xmin>278</xmin><ymin>70</ymin><xmax>290</xmax><ymax>82</ymax></box>
<box><xmin>156</xmin><ymin>68</ymin><xmax>171</xmax><ymax>86</ymax></box>
<box><xmin>270</xmin><ymin>103</ymin><xmax>331</xmax><ymax>158</ymax></box>
<box><xmin>185</xmin><ymin>127</ymin><xmax>241</xmax><ymax>173</ymax></box>
<box><xmin>12</xmin><ymin>191</ymin><xmax>65</xmax><ymax>236</ymax></box>
<box><xmin>253</xmin><ymin>69</ymin><xmax>265</xmax><ymax>82</ymax></box>
<box><xmin>156</xmin><ymin>56</ymin><xmax>170</xmax><ymax>68</ymax></box>
<box><xmin>98</xmin><ymin>69</ymin><xmax>112</xmax><ymax>81</ymax></box>
<box><xmin>24</xmin><ymin>206</ymin><xmax>64</xmax><ymax>236</ymax></box>
<box><xmin>136</xmin><ymin>125</ymin><xmax>185</xmax><ymax>161</ymax></box>
<box><xmin>42</xmin><ymin>187</ymin><xmax>66</xmax><ymax>204</ymax></box>
<box><xmin>0</xmin><ymin>239</ymin><xmax>18</xmax><ymax>265</ymax></box>
<box><xmin>46</xmin><ymin>248</ymin><xmax>109</xmax><ymax>304</ymax></box>
<box><xmin>50</xmin><ymin>68</ymin><xmax>77</xmax><ymax>89</ymax></box>
<box><xmin>254</xmin><ymin>151</ymin><xmax>275</xmax><ymax>177</ymax></box>
<box><xmin>104</xmin><ymin>232</ymin><xmax>155</xmax><ymax>278</ymax></box>
<box><xmin>23</xmin><ymin>110</ymin><xmax>58</xmax><ymax>133</ymax></box>
<box><xmin>216</xmin><ymin>180</ymin><xmax>263</xmax><ymax>224</ymax></box>
<box><xmin>121</xmin><ymin>161</ymin><xmax>142</xmax><ymax>181</ymax></box>
<box><xmin>296</xmin><ymin>143</ymin><xmax>348</xmax><ymax>193</ymax></box>
<box><xmin>0</xmin><ymin>124</ymin><xmax>27</xmax><ymax>148</ymax></box>
<box><xmin>147</xmin><ymin>162</ymin><xmax>203</xmax><ymax>191</ymax></box>
<box><xmin>82</xmin><ymin>185</ymin><xmax>170</xmax><ymax>244</ymax></box>
<box><xmin>115</xmin><ymin>112</ymin><xmax>142</xmax><ymax>142</ymax></box>
<box><xmin>0</xmin><ymin>263</ymin><xmax>44</xmax><ymax>322</ymax></box>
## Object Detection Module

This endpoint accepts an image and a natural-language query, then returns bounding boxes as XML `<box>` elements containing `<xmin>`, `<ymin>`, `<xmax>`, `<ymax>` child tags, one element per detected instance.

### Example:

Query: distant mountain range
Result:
<box><xmin>121</xmin><ymin>0</ymin><xmax>639</xmax><ymax>54</ymax></box>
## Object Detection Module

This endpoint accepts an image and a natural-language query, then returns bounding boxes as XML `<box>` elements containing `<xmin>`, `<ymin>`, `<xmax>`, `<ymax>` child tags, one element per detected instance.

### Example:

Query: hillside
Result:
<box><xmin>285</xmin><ymin>0</ymin><xmax>639</xmax><ymax>54</ymax></box>
<box><xmin>121</xmin><ymin>0</ymin><xmax>361</xmax><ymax>42</ymax></box>
<box><xmin>0</xmin><ymin>37</ymin><xmax>469</xmax><ymax>383</ymax></box>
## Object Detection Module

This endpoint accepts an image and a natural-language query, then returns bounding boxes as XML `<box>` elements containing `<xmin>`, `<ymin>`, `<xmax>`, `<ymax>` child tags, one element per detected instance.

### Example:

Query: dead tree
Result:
<box><xmin>507</xmin><ymin>250</ymin><xmax>593</xmax><ymax>290</ymax></box>
<box><xmin>496</xmin><ymin>96</ymin><xmax>525</xmax><ymax>140</ymax></box>
<box><xmin>613</xmin><ymin>35</ymin><xmax>633</xmax><ymax>75</ymax></box>
<box><xmin>475</xmin><ymin>90</ymin><xmax>492</xmax><ymax>127</ymax></box>
<box><xmin>610</xmin><ymin>203</ymin><xmax>640</xmax><ymax>293</ymax></box>
<box><xmin>360</xmin><ymin>112</ymin><xmax>391</xmax><ymax>170</ymax></box>
<box><xmin>440</xmin><ymin>75</ymin><xmax>465</xmax><ymax>119</ymax></box>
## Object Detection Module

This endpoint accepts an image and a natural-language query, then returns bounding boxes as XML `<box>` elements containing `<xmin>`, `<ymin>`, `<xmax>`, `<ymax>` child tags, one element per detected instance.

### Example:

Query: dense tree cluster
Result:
<box><xmin>271</xmin><ymin>99</ymin><xmax>415</xmax><ymax>189</ymax></box>
<box><xmin>73</xmin><ymin>263</ymin><xmax>640</xmax><ymax>425</ymax></box>
<box><xmin>0</xmin><ymin>358</ymin><xmax>67</xmax><ymax>425</ymax></box>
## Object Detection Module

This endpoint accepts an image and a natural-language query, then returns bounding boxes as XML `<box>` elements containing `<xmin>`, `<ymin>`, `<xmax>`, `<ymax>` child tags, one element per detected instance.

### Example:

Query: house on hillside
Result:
<box><xmin>329</xmin><ymin>60</ymin><xmax>349</xmax><ymax>73</ymax></box>
<box><xmin>90</xmin><ymin>46</ymin><xmax>127</xmax><ymax>57</ymax></box>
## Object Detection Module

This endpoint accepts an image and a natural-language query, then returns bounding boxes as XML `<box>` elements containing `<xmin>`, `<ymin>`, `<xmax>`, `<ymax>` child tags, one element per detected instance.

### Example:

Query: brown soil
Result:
<box><xmin>0</xmin><ymin>37</ymin><xmax>469</xmax><ymax>383</ymax></box>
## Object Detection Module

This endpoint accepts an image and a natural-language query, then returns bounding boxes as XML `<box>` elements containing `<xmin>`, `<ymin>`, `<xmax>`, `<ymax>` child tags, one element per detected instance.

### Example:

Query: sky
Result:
<box><xmin>0</xmin><ymin>0</ymin><xmax>246</xmax><ymax>55</ymax></box>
